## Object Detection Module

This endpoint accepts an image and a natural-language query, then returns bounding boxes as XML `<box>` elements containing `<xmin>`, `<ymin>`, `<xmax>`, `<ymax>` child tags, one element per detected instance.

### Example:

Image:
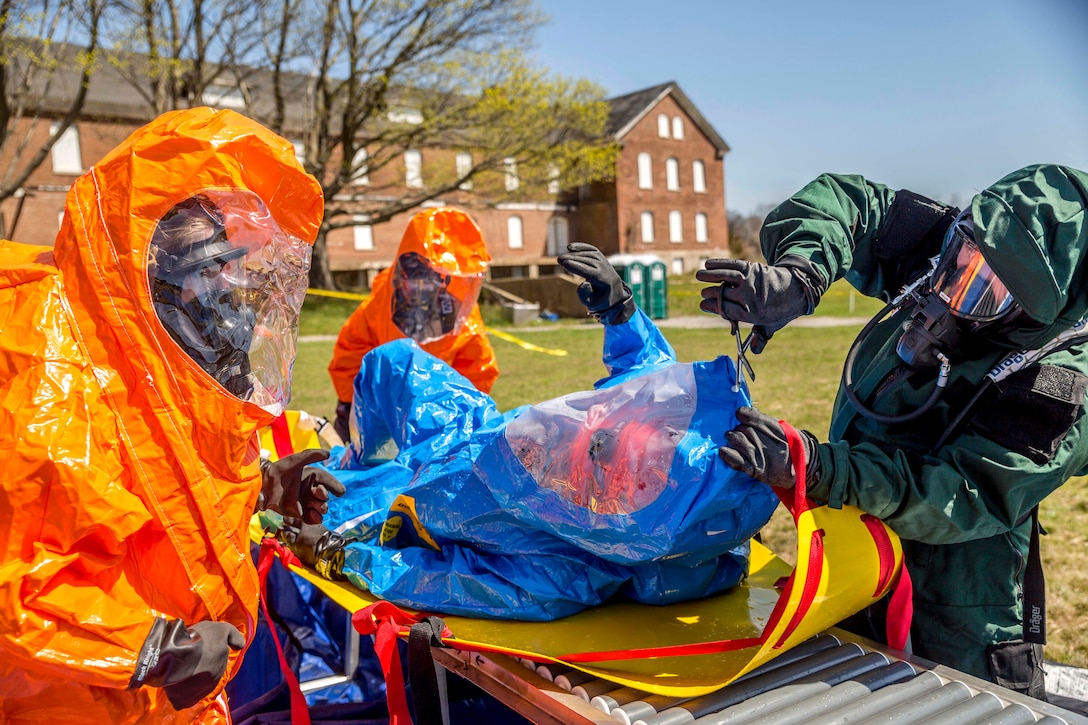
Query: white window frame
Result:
<box><xmin>666</xmin><ymin>157</ymin><xmax>680</xmax><ymax>191</ymax></box>
<box><xmin>507</xmin><ymin>215</ymin><xmax>524</xmax><ymax>249</ymax></box>
<box><xmin>672</xmin><ymin>116</ymin><xmax>684</xmax><ymax>140</ymax></box>
<box><xmin>352</xmin><ymin>215</ymin><xmax>374</xmax><ymax>251</ymax></box>
<box><xmin>405</xmin><ymin>149</ymin><xmax>422</xmax><ymax>188</ymax></box>
<box><xmin>671</xmin><ymin>257</ymin><xmax>685</xmax><ymax>276</ymax></box>
<box><xmin>640</xmin><ymin>211</ymin><xmax>655</xmax><ymax>242</ymax></box>
<box><xmin>637</xmin><ymin>153</ymin><xmax>653</xmax><ymax>189</ymax></box>
<box><xmin>692</xmin><ymin>160</ymin><xmax>707</xmax><ymax>193</ymax></box>
<box><xmin>546</xmin><ymin>216</ymin><xmax>568</xmax><ymax>256</ymax></box>
<box><xmin>657</xmin><ymin>113</ymin><xmax>670</xmax><ymax>138</ymax></box>
<box><xmin>351</xmin><ymin>147</ymin><xmax>369</xmax><ymax>185</ymax></box>
<box><xmin>504</xmin><ymin>157</ymin><xmax>519</xmax><ymax>191</ymax></box>
<box><xmin>547</xmin><ymin>163</ymin><xmax>561</xmax><ymax>195</ymax></box>
<box><xmin>201</xmin><ymin>82</ymin><xmax>246</xmax><ymax>109</ymax></box>
<box><xmin>695</xmin><ymin>212</ymin><xmax>708</xmax><ymax>242</ymax></box>
<box><xmin>50</xmin><ymin>122</ymin><xmax>82</xmax><ymax>175</ymax></box>
<box><xmin>669</xmin><ymin>210</ymin><xmax>683</xmax><ymax>242</ymax></box>
<box><xmin>388</xmin><ymin>106</ymin><xmax>423</xmax><ymax>125</ymax></box>
<box><xmin>456</xmin><ymin>152</ymin><xmax>473</xmax><ymax>190</ymax></box>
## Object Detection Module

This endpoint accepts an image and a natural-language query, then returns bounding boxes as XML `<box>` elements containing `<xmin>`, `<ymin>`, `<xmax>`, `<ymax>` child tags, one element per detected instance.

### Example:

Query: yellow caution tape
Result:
<box><xmin>488</xmin><ymin>328</ymin><xmax>568</xmax><ymax>356</ymax></box>
<box><xmin>306</xmin><ymin>288</ymin><xmax>371</xmax><ymax>302</ymax></box>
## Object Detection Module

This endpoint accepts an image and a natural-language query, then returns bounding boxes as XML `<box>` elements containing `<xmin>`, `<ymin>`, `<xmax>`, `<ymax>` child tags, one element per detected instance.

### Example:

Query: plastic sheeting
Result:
<box><xmin>320</xmin><ymin>308</ymin><xmax>780</xmax><ymax>621</ymax></box>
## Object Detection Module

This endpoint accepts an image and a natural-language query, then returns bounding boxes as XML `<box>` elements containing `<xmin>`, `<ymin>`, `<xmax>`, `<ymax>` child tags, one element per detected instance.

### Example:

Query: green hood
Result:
<box><xmin>973</xmin><ymin>164</ymin><xmax>1088</xmax><ymax>348</ymax></box>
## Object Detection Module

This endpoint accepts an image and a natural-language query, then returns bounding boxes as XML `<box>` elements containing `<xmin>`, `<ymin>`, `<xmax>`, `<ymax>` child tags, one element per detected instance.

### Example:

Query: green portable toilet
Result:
<box><xmin>640</xmin><ymin>256</ymin><xmax>668</xmax><ymax>320</ymax></box>
<box><xmin>607</xmin><ymin>254</ymin><xmax>648</xmax><ymax>312</ymax></box>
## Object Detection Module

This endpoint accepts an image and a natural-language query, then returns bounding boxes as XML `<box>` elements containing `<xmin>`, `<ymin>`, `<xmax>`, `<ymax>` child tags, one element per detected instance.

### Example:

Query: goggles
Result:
<box><xmin>931</xmin><ymin>209</ymin><xmax>1016</xmax><ymax>322</ymax></box>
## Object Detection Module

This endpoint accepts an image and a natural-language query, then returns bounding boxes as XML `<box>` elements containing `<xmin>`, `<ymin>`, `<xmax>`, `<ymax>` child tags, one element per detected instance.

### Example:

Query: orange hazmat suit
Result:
<box><xmin>0</xmin><ymin>107</ymin><xmax>322</xmax><ymax>723</ymax></box>
<box><xmin>327</xmin><ymin>206</ymin><xmax>498</xmax><ymax>405</ymax></box>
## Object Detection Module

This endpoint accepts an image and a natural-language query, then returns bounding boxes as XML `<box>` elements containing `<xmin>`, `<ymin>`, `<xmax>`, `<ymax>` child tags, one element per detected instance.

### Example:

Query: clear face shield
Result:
<box><xmin>390</xmin><ymin>251</ymin><xmax>482</xmax><ymax>344</ymax></box>
<box><xmin>931</xmin><ymin>210</ymin><xmax>1016</xmax><ymax>323</ymax></box>
<box><xmin>504</xmin><ymin>366</ymin><xmax>695</xmax><ymax>515</ymax></box>
<box><xmin>149</xmin><ymin>191</ymin><xmax>312</xmax><ymax>415</ymax></box>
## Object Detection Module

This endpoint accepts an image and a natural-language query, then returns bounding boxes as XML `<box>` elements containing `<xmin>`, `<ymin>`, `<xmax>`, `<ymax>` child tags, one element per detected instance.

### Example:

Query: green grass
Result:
<box><xmin>287</xmin><ymin>278</ymin><xmax>1088</xmax><ymax>667</ymax></box>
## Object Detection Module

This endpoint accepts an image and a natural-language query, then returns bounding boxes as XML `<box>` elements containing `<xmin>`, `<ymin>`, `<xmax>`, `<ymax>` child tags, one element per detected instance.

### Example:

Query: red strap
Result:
<box><xmin>270</xmin><ymin>413</ymin><xmax>296</xmax><ymax>461</ymax></box>
<box><xmin>257</xmin><ymin>537</ymin><xmax>311</xmax><ymax>725</ymax></box>
<box><xmin>885</xmin><ymin>561</ymin><xmax>914</xmax><ymax>651</ymax></box>
<box><xmin>560</xmin><ymin>635</ymin><xmax>764</xmax><ymax>664</ymax></box>
<box><xmin>352</xmin><ymin>601</ymin><xmax>452</xmax><ymax>725</ymax></box>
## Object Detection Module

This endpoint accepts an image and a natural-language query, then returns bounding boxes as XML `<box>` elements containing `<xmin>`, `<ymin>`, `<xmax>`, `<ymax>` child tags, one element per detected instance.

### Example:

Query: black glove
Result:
<box><xmin>333</xmin><ymin>400</ymin><xmax>352</xmax><ymax>444</ymax></box>
<box><xmin>278</xmin><ymin>522</ymin><xmax>353</xmax><ymax>581</ymax></box>
<box><xmin>259</xmin><ymin>449</ymin><xmax>347</xmax><ymax>525</ymax></box>
<box><xmin>129</xmin><ymin>618</ymin><xmax>245</xmax><ymax>710</ymax></box>
<box><xmin>695</xmin><ymin>255</ymin><xmax>824</xmax><ymax>353</ymax></box>
<box><xmin>718</xmin><ymin>406</ymin><xmax>821</xmax><ymax>489</ymax></box>
<box><xmin>557</xmin><ymin>242</ymin><xmax>635</xmax><ymax>325</ymax></box>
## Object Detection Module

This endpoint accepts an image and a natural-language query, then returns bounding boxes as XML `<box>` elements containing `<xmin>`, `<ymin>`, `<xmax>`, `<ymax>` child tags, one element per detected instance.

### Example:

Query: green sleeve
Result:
<box><xmin>759</xmin><ymin>173</ymin><xmax>901</xmax><ymax>300</ymax></box>
<box><xmin>810</xmin><ymin>350</ymin><xmax>1088</xmax><ymax>544</ymax></box>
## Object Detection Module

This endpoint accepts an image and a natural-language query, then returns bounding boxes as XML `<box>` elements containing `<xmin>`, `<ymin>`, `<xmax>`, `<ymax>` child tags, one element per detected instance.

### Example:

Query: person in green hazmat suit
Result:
<box><xmin>697</xmin><ymin>163</ymin><xmax>1088</xmax><ymax>697</ymax></box>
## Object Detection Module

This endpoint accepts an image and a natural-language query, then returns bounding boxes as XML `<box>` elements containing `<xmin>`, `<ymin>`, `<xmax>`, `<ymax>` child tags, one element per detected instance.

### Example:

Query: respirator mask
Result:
<box><xmin>895</xmin><ymin>209</ymin><xmax>1016</xmax><ymax>368</ymax></box>
<box><xmin>843</xmin><ymin>208</ymin><xmax>1018</xmax><ymax>424</ymax></box>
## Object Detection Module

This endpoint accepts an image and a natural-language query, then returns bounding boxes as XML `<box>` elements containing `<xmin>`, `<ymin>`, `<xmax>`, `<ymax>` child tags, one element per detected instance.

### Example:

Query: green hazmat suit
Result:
<box><xmin>759</xmin><ymin>164</ymin><xmax>1088</xmax><ymax>686</ymax></box>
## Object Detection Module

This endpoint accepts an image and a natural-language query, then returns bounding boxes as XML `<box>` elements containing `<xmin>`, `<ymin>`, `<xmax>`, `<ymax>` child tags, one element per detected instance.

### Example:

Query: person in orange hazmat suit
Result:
<box><xmin>326</xmin><ymin>206</ymin><xmax>498</xmax><ymax>442</ymax></box>
<box><xmin>0</xmin><ymin>106</ymin><xmax>342</xmax><ymax>723</ymax></box>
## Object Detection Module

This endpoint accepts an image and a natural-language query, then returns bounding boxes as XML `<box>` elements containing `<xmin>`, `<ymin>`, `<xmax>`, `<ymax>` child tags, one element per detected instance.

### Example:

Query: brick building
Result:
<box><xmin>0</xmin><ymin>63</ymin><xmax>731</xmax><ymax>286</ymax></box>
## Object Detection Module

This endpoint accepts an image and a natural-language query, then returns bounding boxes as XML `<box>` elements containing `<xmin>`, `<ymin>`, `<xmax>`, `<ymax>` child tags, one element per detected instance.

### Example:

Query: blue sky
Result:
<box><xmin>530</xmin><ymin>0</ymin><xmax>1088</xmax><ymax>215</ymax></box>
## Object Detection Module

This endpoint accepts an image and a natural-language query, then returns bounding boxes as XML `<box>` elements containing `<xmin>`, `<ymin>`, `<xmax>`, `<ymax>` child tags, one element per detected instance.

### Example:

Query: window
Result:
<box><xmin>353</xmin><ymin>216</ymin><xmax>374</xmax><ymax>251</ymax></box>
<box><xmin>692</xmin><ymin>160</ymin><xmax>707</xmax><ymax>193</ymax></box>
<box><xmin>666</xmin><ymin>158</ymin><xmax>679</xmax><ymax>191</ymax></box>
<box><xmin>695</xmin><ymin>212</ymin><xmax>708</xmax><ymax>242</ymax></box>
<box><xmin>388</xmin><ymin>106</ymin><xmax>423</xmax><ymax>124</ymax></box>
<box><xmin>671</xmin><ymin>257</ymin><xmax>685</xmax><ymax>276</ymax></box>
<box><xmin>672</xmin><ymin>116</ymin><xmax>684</xmax><ymax>140</ymax></box>
<box><xmin>405</xmin><ymin>150</ymin><xmax>422</xmax><ymax>188</ymax></box>
<box><xmin>351</xmin><ymin>147</ymin><xmax>369</xmax><ymax>185</ymax></box>
<box><xmin>657</xmin><ymin>113</ymin><xmax>670</xmax><ymax>138</ymax></box>
<box><xmin>507</xmin><ymin>215</ymin><xmax>524</xmax><ymax>249</ymax></box>
<box><xmin>201</xmin><ymin>82</ymin><xmax>246</xmax><ymax>109</ymax></box>
<box><xmin>291</xmin><ymin>140</ymin><xmax>306</xmax><ymax>166</ymax></box>
<box><xmin>637</xmin><ymin>153</ymin><xmax>653</xmax><ymax>189</ymax></box>
<box><xmin>50</xmin><ymin>122</ymin><xmax>82</xmax><ymax>174</ymax></box>
<box><xmin>640</xmin><ymin>211</ymin><xmax>655</xmax><ymax>242</ymax></box>
<box><xmin>547</xmin><ymin>164</ymin><xmax>561</xmax><ymax>195</ymax></box>
<box><xmin>546</xmin><ymin>216</ymin><xmax>569</xmax><ymax>256</ymax></box>
<box><xmin>456</xmin><ymin>152</ymin><xmax>473</xmax><ymax>190</ymax></box>
<box><xmin>504</xmin><ymin>157</ymin><xmax>519</xmax><ymax>191</ymax></box>
<box><xmin>669</xmin><ymin>210</ymin><xmax>683</xmax><ymax>242</ymax></box>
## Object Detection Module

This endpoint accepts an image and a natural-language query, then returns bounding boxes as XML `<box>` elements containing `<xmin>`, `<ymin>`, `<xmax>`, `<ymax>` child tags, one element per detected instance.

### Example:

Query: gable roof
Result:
<box><xmin>606</xmin><ymin>81</ymin><xmax>730</xmax><ymax>157</ymax></box>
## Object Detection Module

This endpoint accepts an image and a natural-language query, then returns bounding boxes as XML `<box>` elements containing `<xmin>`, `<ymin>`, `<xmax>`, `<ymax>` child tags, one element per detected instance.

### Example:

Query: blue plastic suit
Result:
<box><xmin>321</xmin><ymin>307</ymin><xmax>779</xmax><ymax>621</ymax></box>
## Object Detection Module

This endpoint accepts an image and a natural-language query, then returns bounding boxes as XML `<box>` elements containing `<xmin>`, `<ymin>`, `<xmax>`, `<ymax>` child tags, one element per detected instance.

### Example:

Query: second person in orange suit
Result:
<box><xmin>327</xmin><ymin>207</ymin><xmax>498</xmax><ymax>441</ymax></box>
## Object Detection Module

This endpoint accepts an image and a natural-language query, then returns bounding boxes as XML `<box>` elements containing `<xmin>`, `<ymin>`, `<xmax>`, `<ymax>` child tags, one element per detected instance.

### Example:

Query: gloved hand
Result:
<box><xmin>129</xmin><ymin>618</ymin><xmax>245</xmax><ymax>710</ymax></box>
<box><xmin>695</xmin><ymin>255</ymin><xmax>824</xmax><ymax>353</ymax></box>
<box><xmin>259</xmin><ymin>449</ymin><xmax>347</xmax><ymax>525</ymax></box>
<box><xmin>277</xmin><ymin>522</ymin><xmax>353</xmax><ymax>581</ymax></box>
<box><xmin>333</xmin><ymin>400</ymin><xmax>352</xmax><ymax>445</ymax></box>
<box><xmin>718</xmin><ymin>406</ymin><xmax>821</xmax><ymax>489</ymax></box>
<box><xmin>557</xmin><ymin>242</ymin><xmax>635</xmax><ymax>325</ymax></box>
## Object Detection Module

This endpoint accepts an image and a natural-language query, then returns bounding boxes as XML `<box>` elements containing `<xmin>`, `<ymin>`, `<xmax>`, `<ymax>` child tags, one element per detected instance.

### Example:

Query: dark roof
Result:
<box><xmin>606</xmin><ymin>81</ymin><xmax>730</xmax><ymax>156</ymax></box>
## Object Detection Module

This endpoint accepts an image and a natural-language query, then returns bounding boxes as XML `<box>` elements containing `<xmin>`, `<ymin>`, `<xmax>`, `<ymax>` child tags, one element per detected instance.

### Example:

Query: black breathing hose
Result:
<box><xmin>841</xmin><ymin>301</ymin><xmax>951</xmax><ymax>424</ymax></box>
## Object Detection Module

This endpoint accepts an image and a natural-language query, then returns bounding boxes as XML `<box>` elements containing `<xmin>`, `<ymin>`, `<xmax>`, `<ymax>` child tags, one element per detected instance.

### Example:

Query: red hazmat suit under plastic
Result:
<box><xmin>327</xmin><ymin>207</ymin><xmax>498</xmax><ymax>412</ymax></box>
<box><xmin>0</xmin><ymin>107</ymin><xmax>322</xmax><ymax>723</ymax></box>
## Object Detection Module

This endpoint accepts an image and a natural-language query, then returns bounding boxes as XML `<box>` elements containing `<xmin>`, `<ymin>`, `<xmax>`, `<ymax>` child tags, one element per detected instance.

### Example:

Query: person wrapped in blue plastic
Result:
<box><xmin>280</xmin><ymin>243</ymin><xmax>779</xmax><ymax>621</ymax></box>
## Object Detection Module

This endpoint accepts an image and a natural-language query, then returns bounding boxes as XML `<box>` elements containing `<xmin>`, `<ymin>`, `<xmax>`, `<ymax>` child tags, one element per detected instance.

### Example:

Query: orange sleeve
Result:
<box><xmin>328</xmin><ymin>298</ymin><xmax>384</xmax><ymax>403</ymax></box>
<box><xmin>450</xmin><ymin>310</ymin><xmax>499</xmax><ymax>394</ymax></box>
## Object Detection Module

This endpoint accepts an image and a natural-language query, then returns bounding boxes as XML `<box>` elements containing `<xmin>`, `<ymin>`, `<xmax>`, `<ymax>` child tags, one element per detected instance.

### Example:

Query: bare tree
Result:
<box><xmin>726</xmin><ymin>209</ymin><xmax>764</xmax><ymax>261</ymax></box>
<box><xmin>96</xmin><ymin>0</ymin><xmax>617</xmax><ymax>289</ymax></box>
<box><xmin>101</xmin><ymin>0</ymin><xmax>264</xmax><ymax>115</ymax></box>
<box><xmin>252</xmin><ymin>0</ymin><xmax>617</xmax><ymax>289</ymax></box>
<box><xmin>0</xmin><ymin>0</ymin><xmax>105</xmax><ymax>229</ymax></box>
